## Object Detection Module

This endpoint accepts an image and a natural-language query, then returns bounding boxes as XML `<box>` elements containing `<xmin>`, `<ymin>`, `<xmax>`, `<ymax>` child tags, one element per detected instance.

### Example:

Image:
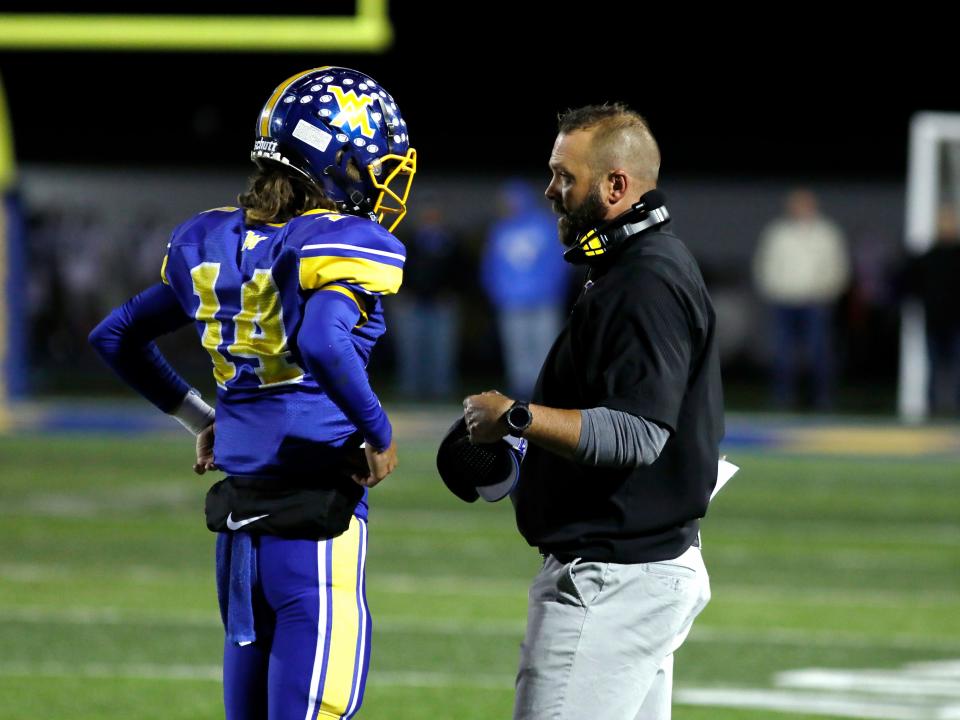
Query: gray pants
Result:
<box><xmin>513</xmin><ymin>544</ymin><xmax>710</xmax><ymax>720</ymax></box>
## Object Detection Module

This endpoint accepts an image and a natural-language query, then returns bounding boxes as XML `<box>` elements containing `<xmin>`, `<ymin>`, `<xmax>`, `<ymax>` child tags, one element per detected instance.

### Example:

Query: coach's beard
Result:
<box><xmin>555</xmin><ymin>185</ymin><xmax>607</xmax><ymax>248</ymax></box>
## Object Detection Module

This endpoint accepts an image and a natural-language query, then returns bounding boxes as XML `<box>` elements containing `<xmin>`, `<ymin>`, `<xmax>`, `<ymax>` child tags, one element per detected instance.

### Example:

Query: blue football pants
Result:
<box><xmin>223</xmin><ymin>516</ymin><xmax>371</xmax><ymax>720</ymax></box>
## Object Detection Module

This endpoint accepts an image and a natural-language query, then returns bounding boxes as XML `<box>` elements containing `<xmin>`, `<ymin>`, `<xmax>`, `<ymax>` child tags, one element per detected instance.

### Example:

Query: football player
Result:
<box><xmin>89</xmin><ymin>66</ymin><xmax>416</xmax><ymax>720</ymax></box>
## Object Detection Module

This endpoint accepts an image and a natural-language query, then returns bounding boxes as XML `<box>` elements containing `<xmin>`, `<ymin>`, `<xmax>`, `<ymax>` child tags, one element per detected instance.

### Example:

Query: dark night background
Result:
<box><xmin>0</xmin><ymin>4</ymin><xmax>954</xmax><ymax>411</ymax></box>
<box><xmin>0</xmin><ymin>5</ymin><xmax>954</xmax><ymax>181</ymax></box>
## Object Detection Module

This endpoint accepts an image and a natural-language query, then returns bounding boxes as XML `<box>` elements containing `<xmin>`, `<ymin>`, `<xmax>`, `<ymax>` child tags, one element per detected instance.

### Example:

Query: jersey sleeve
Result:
<box><xmin>580</xmin><ymin>269</ymin><xmax>693</xmax><ymax>433</ymax></box>
<box><xmin>88</xmin><ymin>282</ymin><xmax>194</xmax><ymax>412</ymax></box>
<box><xmin>297</xmin><ymin>289</ymin><xmax>392</xmax><ymax>450</ymax></box>
<box><xmin>296</xmin><ymin>215</ymin><xmax>406</xmax><ymax>297</ymax></box>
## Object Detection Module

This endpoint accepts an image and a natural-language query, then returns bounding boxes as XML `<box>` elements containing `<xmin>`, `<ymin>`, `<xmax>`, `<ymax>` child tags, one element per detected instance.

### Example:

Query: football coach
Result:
<box><xmin>462</xmin><ymin>103</ymin><xmax>724</xmax><ymax>719</ymax></box>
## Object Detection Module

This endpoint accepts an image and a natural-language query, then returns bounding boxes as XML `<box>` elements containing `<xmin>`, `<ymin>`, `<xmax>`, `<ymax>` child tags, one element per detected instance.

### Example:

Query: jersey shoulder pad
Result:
<box><xmin>168</xmin><ymin>206</ymin><xmax>243</xmax><ymax>248</ymax></box>
<box><xmin>161</xmin><ymin>207</ymin><xmax>243</xmax><ymax>283</ymax></box>
<box><xmin>174</xmin><ymin>207</ymin><xmax>243</xmax><ymax>241</ymax></box>
<box><xmin>291</xmin><ymin>211</ymin><xmax>406</xmax><ymax>296</ymax></box>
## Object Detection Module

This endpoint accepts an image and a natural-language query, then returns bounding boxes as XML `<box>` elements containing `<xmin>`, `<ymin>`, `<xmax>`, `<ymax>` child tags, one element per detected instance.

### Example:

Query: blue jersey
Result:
<box><xmin>160</xmin><ymin>207</ymin><xmax>404</xmax><ymax>494</ymax></box>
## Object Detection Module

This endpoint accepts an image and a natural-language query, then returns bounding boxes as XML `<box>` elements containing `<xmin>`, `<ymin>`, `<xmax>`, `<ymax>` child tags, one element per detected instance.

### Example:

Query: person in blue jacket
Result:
<box><xmin>481</xmin><ymin>179</ymin><xmax>572</xmax><ymax>396</ymax></box>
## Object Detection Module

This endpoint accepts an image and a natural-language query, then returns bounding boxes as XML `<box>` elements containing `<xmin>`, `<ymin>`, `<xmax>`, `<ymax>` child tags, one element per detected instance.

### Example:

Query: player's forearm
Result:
<box><xmin>89</xmin><ymin>284</ymin><xmax>193</xmax><ymax>413</ymax></box>
<box><xmin>524</xmin><ymin>404</ymin><xmax>582</xmax><ymax>460</ymax></box>
<box><xmin>306</xmin><ymin>350</ymin><xmax>392</xmax><ymax>451</ymax></box>
<box><xmin>299</xmin><ymin>291</ymin><xmax>392</xmax><ymax>450</ymax></box>
<box><xmin>327</xmin><ymin>380</ymin><xmax>392</xmax><ymax>451</ymax></box>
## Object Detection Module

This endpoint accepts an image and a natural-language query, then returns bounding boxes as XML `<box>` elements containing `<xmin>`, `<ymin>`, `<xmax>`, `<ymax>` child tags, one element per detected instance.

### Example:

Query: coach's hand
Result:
<box><xmin>193</xmin><ymin>422</ymin><xmax>217</xmax><ymax>475</ymax></box>
<box><xmin>463</xmin><ymin>390</ymin><xmax>513</xmax><ymax>444</ymax></box>
<box><xmin>354</xmin><ymin>440</ymin><xmax>398</xmax><ymax>488</ymax></box>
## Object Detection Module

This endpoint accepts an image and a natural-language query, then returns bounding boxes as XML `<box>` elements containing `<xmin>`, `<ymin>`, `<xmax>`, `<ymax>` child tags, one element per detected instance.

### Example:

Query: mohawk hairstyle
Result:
<box><xmin>557</xmin><ymin>103</ymin><xmax>660</xmax><ymax>183</ymax></box>
<box><xmin>558</xmin><ymin>102</ymin><xmax>644</xmax><ymax>133</ymax></box>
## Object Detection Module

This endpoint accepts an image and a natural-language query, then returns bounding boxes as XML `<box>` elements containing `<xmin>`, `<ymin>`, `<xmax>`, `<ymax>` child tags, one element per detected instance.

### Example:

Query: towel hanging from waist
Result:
<box><xmin>215</xmin><ymin>531</ymin><xmax>258</xmax><ymax>646</ymax></box>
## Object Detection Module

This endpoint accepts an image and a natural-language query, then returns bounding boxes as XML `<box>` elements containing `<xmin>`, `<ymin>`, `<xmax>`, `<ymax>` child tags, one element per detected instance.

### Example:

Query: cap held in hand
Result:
<box><xmin>436</xmin><ymin>417</ymin><xmax>526</xmax><ymax>503</ymax></box>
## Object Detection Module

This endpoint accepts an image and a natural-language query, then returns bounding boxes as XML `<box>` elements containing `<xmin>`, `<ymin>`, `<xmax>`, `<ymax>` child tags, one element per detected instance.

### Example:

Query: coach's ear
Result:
<box><xmin>603</xmin><ymin>169</ymin><xmax>630</xmax><ymax>207</ymax></box>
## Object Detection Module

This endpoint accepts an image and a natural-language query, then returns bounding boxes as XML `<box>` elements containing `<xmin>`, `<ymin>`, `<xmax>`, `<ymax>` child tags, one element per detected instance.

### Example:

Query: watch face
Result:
<box><xmin>508</xmin><ymin>404</ymin><xmax>532</xmax><ymax>431</ymax></box>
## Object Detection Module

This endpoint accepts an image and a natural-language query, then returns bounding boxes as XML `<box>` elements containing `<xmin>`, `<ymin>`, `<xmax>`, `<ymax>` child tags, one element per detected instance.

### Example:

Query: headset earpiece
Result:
<box><xmin>564</xmin><ymin>189</ymin><xmax>671</xmax><ymax>266</ymax></box>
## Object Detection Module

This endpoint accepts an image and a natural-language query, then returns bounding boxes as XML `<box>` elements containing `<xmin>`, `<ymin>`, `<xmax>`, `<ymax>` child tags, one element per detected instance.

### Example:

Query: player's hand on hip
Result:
<box><xmin>354</xmin><ymin>439</ymin><xmax>398</xmax><ymax>488</ymax></box>
<box><xmin>193</xmin><ymin>422</ymin><xmax>218</xmax><ymax>475</ymax></box>
<box><xmin>463</xmin><ymin>390</ymin><xmax>513</xmax><ymax>444</ymax></box>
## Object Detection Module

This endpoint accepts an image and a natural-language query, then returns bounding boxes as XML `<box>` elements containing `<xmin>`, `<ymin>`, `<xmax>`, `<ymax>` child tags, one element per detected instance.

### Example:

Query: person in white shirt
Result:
<box><xmin>753</xmin><ymin>188</ymin><xmax>850</xmax><ymax>409</ymax></box>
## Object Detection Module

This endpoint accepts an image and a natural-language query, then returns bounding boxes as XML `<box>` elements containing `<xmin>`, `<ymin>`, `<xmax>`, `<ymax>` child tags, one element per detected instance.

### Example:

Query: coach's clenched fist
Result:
<box><xmin>463</xmin><ymin>390</ymin><xmax>514</xmax><ymax>444</ymax></box>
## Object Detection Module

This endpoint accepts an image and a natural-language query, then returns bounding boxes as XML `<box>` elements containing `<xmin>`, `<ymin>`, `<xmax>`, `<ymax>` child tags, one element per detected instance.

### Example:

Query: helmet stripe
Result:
<box><xmin>258</xmin><ymin>65</ymin><xmax>332</xmax><ymax>137</ymax></box>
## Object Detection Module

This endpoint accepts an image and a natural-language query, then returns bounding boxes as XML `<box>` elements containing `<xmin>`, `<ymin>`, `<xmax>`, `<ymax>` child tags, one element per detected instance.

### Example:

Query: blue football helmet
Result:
<box><xmin>251</xmin><ymin>66</ymin><xmax>417</xmax><ymax>231</ymax></box>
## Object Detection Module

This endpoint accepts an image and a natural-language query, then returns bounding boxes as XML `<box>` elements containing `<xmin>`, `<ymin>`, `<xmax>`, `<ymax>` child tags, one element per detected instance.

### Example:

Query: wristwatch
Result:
<box><xmin>504</xmin><ymin>401</ymin><xmax>533</xmax><ymax>438</ymax></box>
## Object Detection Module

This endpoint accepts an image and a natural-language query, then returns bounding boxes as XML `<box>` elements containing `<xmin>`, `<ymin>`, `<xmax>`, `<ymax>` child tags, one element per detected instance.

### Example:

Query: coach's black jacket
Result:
<box><xmin>514</xmin><ymin>223</ymin><xmax>724</xmax><ymax>563</ymax></box>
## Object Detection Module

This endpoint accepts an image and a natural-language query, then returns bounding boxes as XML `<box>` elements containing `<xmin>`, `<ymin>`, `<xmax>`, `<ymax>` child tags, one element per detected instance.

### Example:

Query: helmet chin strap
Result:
<box><xmin>323</xmin><ymin>164</ymin><xmax>372</xmax><ymax>216</ymax></box>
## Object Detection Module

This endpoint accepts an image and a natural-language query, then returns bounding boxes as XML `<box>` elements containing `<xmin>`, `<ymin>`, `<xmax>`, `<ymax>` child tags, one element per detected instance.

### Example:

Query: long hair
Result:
<box><xmin>238</xmin><ymin>166</ymin><xmax>337</xmax><ymax>225</ymax></box>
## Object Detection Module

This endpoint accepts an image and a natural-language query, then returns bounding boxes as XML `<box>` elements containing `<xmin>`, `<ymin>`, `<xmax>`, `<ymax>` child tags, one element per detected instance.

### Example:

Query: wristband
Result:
<box><xmin>169</xmin><ymin>389</ymin><xmax>215</xmax><ymax>435</ymax></box>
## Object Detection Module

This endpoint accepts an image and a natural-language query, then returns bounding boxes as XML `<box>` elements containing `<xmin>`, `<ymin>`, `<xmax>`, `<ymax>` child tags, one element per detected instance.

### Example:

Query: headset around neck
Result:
<box><xmin>563</xmin><ymin>188</ymin><xmax>670</xmax><ymax>266</ymax></box>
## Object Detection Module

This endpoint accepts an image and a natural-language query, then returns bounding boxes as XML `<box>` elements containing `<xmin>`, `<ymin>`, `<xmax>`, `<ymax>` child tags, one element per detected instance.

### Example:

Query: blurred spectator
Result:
<box><xmin>480</xmin><ymin>179</ymin><xmax>570</xmax><ymax>397</ymax></box>
<box><xmin>753</xmin><ymin>188</ymin><xmax>850</xmax><ymax>409</ymax></box>
<box><xmin>27</xmin><ymin>207</ymin><xmax>114</xmax><ymax>364</ymax></box>
<box><xmin>902</xmin><ymin>204</ymin><xmax>960</xmax><ymax>415</ymax></box>
<box><xmin>390</xmin><ymin>201</ymin><xmax>464</xmax><ymax>400</ymax></box>
<box><xmin>26</xmin><ymin>208</ymin><xmax>66</xmax><ymax>362</ymax></box>
<box><xmin>128</xmin><ymin>209</ymin><xmax>175</xmax><ymax>291</ymax></box>
<box><xmin>59</xmin><ymin>209</ymin><xmax>113</xmax><ymax>349</ymax></box>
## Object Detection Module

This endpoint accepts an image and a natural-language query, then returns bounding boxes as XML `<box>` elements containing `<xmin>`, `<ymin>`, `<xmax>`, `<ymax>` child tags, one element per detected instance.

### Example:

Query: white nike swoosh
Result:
<box><xmin>226</xmin><ymin>512</ymin><xmax>269</xmax><ymax>531</ymax></box>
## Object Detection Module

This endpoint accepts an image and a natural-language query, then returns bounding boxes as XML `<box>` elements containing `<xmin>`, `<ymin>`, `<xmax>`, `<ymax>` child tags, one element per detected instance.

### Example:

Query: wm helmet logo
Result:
<box><xmin>328</xmin><ymin>86</ymin><xmax>377</xmax><ymax>139</ymax></box>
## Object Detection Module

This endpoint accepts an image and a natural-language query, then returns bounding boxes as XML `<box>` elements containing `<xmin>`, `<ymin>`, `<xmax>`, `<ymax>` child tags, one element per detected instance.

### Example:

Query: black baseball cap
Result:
<box><xmin>436</xmin><ymin>418</ymin><xmax>522</xmax><ymax>503</ymax></box>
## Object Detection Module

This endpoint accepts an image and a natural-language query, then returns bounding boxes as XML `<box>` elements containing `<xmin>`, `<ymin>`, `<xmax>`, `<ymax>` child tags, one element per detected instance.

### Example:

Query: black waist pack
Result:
<box><xmin>205</xmin><ymin>468</ymin><xmax>364</xmax><ymax>541</ymax></box>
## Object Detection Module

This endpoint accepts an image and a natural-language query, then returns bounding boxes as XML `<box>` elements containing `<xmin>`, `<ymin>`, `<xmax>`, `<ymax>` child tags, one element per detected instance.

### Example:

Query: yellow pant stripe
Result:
<box><xmin>318</xmin><ymin>516</ymin><xmax>364</xmax><ymax>718</ymax></box>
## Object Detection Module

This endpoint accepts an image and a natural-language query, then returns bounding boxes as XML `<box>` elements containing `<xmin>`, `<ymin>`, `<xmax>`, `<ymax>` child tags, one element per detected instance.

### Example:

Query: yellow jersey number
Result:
<box><xmin>190</xmin><ymin>262</ymin><xmax>303</xmax><ymax>387</ymax></box>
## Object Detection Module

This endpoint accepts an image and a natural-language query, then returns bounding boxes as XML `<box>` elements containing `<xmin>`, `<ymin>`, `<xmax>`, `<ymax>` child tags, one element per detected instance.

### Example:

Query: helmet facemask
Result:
<box><xmin>368</xmin><ymin>149</ymin><xmax>417</xmax><ymax>232</ymax></box>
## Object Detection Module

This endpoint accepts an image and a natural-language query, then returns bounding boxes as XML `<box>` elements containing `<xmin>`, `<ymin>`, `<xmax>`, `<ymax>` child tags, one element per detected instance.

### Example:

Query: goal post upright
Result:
<box><xmin>899</xmin><ymin>112</ymin><xmax>960</xmax><ymax>422</ymax></box>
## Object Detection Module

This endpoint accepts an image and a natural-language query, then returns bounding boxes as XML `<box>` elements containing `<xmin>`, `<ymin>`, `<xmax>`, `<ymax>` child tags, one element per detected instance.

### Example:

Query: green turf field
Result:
<box><xmin>0</xmin><ymin>419</ymin><xmax>958</xmax><ymax>719</ymax></box>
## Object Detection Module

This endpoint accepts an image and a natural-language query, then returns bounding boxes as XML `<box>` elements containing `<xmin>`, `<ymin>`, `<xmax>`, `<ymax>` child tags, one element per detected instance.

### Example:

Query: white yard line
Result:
<box><xmin>374</xmin><ymin>573</ymin><xmax>527</xmax><ymax>596</ymax></box>
<box><xmin>0</xmin><ymin>563</ymin><xmax>200</xmax><ymax>583</ymax></box>
<box><xmin>369</xmin><ymin>671</ymin><xmax>515</xmax><ymax>690</ymax></box>
<box><xmin>716</xmin><ymin>584</ymin><xmax>960</xmax><ymax>608</ymax></box>
<box><xmin>0</xmin><ymin>606</ymin><xmax>219</xmax><ymax>627</ymax></box>
<box><xmin>11</xmin><ymin>497</ymin><xmax>956</xmax><ymax>549</ymax></box>
<box><xmin>0</xmin><ymin>485</ymin><xmax>197</xmax><ymax>517</ymax></box>
<box><xmin>0</xmin><ymin>662</ymin><xmax>515</xmax><ymax>690</ymax></box>
<box><xmin>3</xmin><ymin>658</ymin><xmax>960</xmax><ymax>720</ymax></box>
<box><xmin>688</xmin><ymin>626</ymin><xmax>960</xmax><ymax>652</ymax></box>
<box><xmin>676</xmin><ymin>661</ymin><xmax>960</xmax><ymax>719</ymax></box>
<box><xmin>0</xmin><ymin>662</ymin><xmax>222</xmax><ymax>682</ymax></box>
<box><xmin>905</xmin><ymin>660</ymin><xmax>960</xmax><ymax>677</ymax></box>
<box><xmin>1</xmin><ymin>605</ymin><xmax>958</xmax><ymax>652</ymax></box>
<box><xmin>674</xmin><ymin>689</ymin><xmax>939</xmax><ymax>720</ymax></box>
<box><xmin>777</xmin><ymin>668</ymin><xmax>960</xmax><ymax>698</ymax></box>
<box><xmin>1</xmin><ymin>562</ymin><xmax>957</xmax><ymax>611</ymax></box>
